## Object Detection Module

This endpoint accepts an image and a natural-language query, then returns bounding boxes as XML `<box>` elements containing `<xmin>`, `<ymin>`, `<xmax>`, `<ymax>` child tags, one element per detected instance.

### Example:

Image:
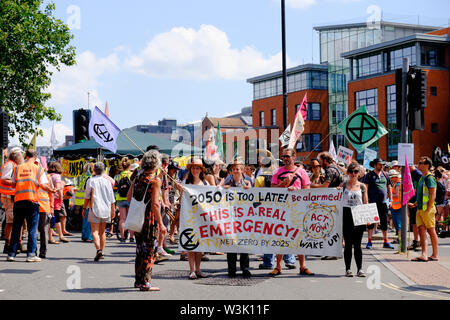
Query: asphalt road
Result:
<box><xmin>1</xmin><ymin>230</ymin><xmax>450</xmax><ymax>302</ymax></box>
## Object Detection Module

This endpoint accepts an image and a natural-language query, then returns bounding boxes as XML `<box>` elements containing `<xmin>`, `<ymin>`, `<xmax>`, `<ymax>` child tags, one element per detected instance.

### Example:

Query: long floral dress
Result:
<box><xmin>133</xmin><ymin>173</ymin><xmax>158</xmax><ymax>287</ymax></box>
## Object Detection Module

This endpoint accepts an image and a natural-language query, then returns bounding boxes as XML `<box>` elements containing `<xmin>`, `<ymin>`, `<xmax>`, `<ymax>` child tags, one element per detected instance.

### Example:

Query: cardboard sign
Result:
<box><xmin>179</xmin><ymin>186</ymin><xmax>343</xmax><ymax>256</ymax></box>
<box><xmin>363</xmin><ymin>148</ymin><xmax>378</xmax><ymax>170</ymax></box>
<box><xmin>351</xmin><ymin>203</ymin><xmax>379</xmax><ymax>226</ymax></box>
<box><xmin>398</xmin><ymin>143</ymin><xmax>414</xmax><ymax>166</ymax></box>
<box><xmin>337</xmin><ymin>146</ymin><xmax>353</xmax><ymax>165</ymax></box>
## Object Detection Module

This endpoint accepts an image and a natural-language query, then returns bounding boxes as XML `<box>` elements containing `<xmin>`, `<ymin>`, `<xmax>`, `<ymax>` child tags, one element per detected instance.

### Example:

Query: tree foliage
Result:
<box><xmin>0</xmin><ymin>0</ymin><xmax>76</xmax><ymax>146</ymax></box>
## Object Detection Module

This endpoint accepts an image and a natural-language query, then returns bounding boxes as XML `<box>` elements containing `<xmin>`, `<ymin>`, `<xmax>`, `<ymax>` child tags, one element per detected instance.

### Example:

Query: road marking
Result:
<box><xmin>45</xmin><ymin>275</ymin><xmax>54</xmax><ymax>278</ymax></box>
<box><xmin>371</xmin><ymin>250</ymin><xmax>415</xmax><ymax>286</ymax></box>
<box><xmin>0</xmin><ymin>290</ymin><xmax>5</xmax><ymax>293</ymax></box>
<box><xmin>382</xmin><ymin>282</ymin><xmax>450</xmax><ymax>300</ymax></box>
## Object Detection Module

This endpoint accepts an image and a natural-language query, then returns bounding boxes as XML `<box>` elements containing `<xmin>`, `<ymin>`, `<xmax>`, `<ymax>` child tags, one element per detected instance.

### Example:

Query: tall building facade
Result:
<box><xmin>313</xmin><ymin>22</ymin><xmax>438</xmax><ymax>153</ymax></box>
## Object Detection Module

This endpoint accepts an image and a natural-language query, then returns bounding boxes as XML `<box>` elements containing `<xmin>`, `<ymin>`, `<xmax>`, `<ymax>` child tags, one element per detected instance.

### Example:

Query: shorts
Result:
<box><xmin>2</xmin><ymin>195</ymin><xmax>14</xmax><ymax>223</ymax></box>
<box><xmin>54</xmin><ymin>209</ymin><xmax>63</xmax><ymax>223</ymax></box>
<box><xmin>416</xmin><ymin>207</ymin><xmax>437</xmax><ymax>229</ymax></box>
<box><xmin>117</xmin><ymin>200</ymin><xmax>130</xmax><ymax>208</ymax></box>
<box><xmin>88</xmin><ymin>212</ymin><xmax>111</xmax><ymax>224</ymax></box>
<box><xmin>367</xmin><ymin>202</ymin><xmax>388</xmax><ymax>231</ymax></box>
<box><xmin>59</xmin><ymin>203</ymin><xmax>67</xmax><ymax>217</ymax></box>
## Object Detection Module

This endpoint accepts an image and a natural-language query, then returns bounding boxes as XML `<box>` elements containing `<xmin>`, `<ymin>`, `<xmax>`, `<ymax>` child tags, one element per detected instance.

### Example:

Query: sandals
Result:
<box><xmin>139</xmin><ymin>282</ymin><xmax>160</xmax><ymax>291</ymax></box>
<box><xmin>411</xmin><ymin>257</ymin><xmax>428</xmax><ymax>262</ymax></box>
<box><xmin>428</xmin><ymin>257</ymin><xmax>439</xmax><ymax>261</ymax></box>
<box><xmin>269</xmin><ymin>268</ymin><xmax>282</xmax><ymax>276</ymax></box>
<box><xmin>189</xmin><ymin>272</ymin><xmax>197</xmax><ymax>280</ymax></box>
<box><xmin>299</xmin><ymin>268</ymin><xmax>315</xmax><ymax>276</ymax></box>
<box><xmin>94</xmin><ymin>250</ymin><xmax>103</xmax><ymax>262</ymax></box>
<box><xmin>195</xmin><ymin>271</ymin><xmax>207</xmax><ymax>278</ymax></box>
<box><xmin>49</xmin><ymin>240</ymin><xmax>59</xmax><ymax>244</ymax></box>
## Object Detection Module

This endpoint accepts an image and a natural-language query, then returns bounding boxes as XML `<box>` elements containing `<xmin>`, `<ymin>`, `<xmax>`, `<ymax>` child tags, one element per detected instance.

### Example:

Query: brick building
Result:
<box><xmin>342</xmin><ymin>27</ymin><xmax>450</xmax><ymax>162</ymax></box>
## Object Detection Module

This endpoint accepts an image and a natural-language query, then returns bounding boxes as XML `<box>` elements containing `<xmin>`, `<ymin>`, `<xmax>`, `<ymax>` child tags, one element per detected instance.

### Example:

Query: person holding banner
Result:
<box><xmin>127</xmin><ymin>150</ymin><xmax>165</xmax><ymax>291</ymax></box>
<box><xmin>179</xmin><ymin>157</ymin><xmax>210</xmax><ymax>280</ymax></box>
<box><xmin>269</xmin><ymin>148</ymin><xmax>314</xmax><ymax>277</ymax></box>
<box><xmin>312</xmin><ymin>152</ymin><xmax>344</xmax><ymax>189</ymax></box>
<box><xmin>341</xmin><ymin>161</ymin><xmax>368</xmax><ymax>277</ymax></box>
<box><xmin>223</xmin><ymin>158</ymin><xmax>252</xmax><ymax>277</ymax></box>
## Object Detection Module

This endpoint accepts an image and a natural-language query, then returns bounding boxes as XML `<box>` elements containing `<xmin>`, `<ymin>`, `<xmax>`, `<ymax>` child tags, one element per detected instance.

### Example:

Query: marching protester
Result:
<box><xmin>116</xmin><ymin>157</ymin><xmax>134</xmax><ymax>243</ymax></box>
<box><xmin>0</xmin><ymin>147</ymin><xmax>24</xmax><ymax>254</ymax></box>
<box><xmin>7</xmin><ymin>149</ymin><xmax>56</xmax><ymax>262</ymax></box>
<box><xmin>309</xmin><ymin>158</ymin><xmax>324</xmax><ymax>185</ymax></box>
<box><xmin>410</xmin><ymin>156</ymin><xmax>439</xmax><ymax>262</ymax></box>
<box><xmin>37</xmin><ymin>162</ymin><xmax>55</xmax><ymax>259</ymax></box>
<box><xmin>79</xmin><ymin>163</ymin><xmax>94</xmax><ymax>242</ymax></box>
<box><xmin>167</xmin><ymin>160</ymin><xmax>181</xmax><ymax>245</ymax></box>
<box><xmin>156</xmin><ymin>154</ymin><xmax>173</xmax><ymax>258</ymax></box>
<box><xmin>48</xmin><ymin>161</ymin><xmax>70</xmax><ymax>243</ymax></box>
<box><xmin>341</xmin><ymin>161</ymin><xmax>368</xmax><ymax>277</ymax></box>
<box><xmin>270</xmin><ymin>148</ymin><xmax>314</xmax><ymax>277</ymax></box>
<box><xmin>176</xmin><ymin>157</ymin><xmax>209</xmax><ymax>279</ymax></box>
<box><xmin>362</xmin><ymin>158</ymin><xmax>394</xmax><ymax>250</ymax></box>
<box><xmin>127</xmin><ymin>149</ymin><xmax>165</xmax><ymax>291</ymax></box>
<box><xmin>223</xmin><ymin>158</ymin><xmax>252</xmax><ymax>277</ymax></box>
<box><xmin>83</xmin><ymin>162</ymin><xmax>116</xmax><ymax>261</ymax></box>
<box><xmin>435</xmin><ymin>167</ymin><xmax>448</xmax><ymax>228</ymax></box>
<box><xmin>388</xmin><ymin>169</ymin><xmax>402</xmax><ymax>245</ymax></box>
<box><xmin>407</xmin><ymin>163</ymin><xmax>423</xmax><ymax>251</ymax></box>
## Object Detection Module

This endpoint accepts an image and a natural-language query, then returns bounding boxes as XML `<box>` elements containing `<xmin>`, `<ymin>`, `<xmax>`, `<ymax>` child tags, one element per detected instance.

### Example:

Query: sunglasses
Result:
<box><xmin>418</xmin><ymin>161</ymin><xmax>429</xmax><ymax>165</ymax></box>
<box><xmin>312</xmin><ymin>164</ymin><xmax>320</xmax><ymax>168</ymax></box>
<box><xmin>281</xmin><ymin>155</ymin><xmax>292</xmax><ymax>158</ymax></box>
<box><xmin>348</xmin><ymin>169</ymin><xmax>359</xmax><ymax>174</ymax></box>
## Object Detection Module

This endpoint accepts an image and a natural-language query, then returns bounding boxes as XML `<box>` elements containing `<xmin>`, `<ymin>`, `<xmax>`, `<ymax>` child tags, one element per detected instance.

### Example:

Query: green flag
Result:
<box><xmin>215</xmin><ymin>122</ymin><xmax>223</xmax><ymax>160</ymax></box>
<box><xmin>337</xmin><ymin>105</ymin><xmax>388</xmax><ymax>154</ymax></box>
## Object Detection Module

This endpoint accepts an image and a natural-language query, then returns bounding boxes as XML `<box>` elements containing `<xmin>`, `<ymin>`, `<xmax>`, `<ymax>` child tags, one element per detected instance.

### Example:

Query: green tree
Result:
<box><xmin>0</xmin><ymin>0</ymin><xmax>76</xmax><ymax>146</ymax></box>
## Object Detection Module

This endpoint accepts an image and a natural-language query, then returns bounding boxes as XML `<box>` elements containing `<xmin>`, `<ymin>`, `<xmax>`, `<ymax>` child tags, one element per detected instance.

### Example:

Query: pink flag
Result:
<box><xmin>402</xmin><ymin>154</ymin><xmax>415</xmax><ymax>205</ymax></box>
<box><xmin>104</xmin><ymin>101</ymin><xmax>109</xmax><ymax>118</ymax></box>
<box><xmin>288</xmin><ymin>93</ymin><xmax>307</xmax><ymax>149</ymax></box>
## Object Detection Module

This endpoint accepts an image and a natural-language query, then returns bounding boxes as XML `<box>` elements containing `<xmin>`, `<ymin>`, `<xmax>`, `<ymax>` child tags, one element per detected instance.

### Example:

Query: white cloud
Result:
<box><xmin>46</xmin><ymin>51</ymin><xmax>120</xmax><ymax>110</ymax></box>
<box><xmin>125</xmin><ymin>24</ymin><xmax>295</xmax><ymax>80</ymax></box>
<box><xmin>285</xmin><ymin>0</ymin><xmax>317</xmax><ymax>9</ymax></box>
<box><xmin>9</xmin><ymin>123</ymin><xmax>72</xmax><ymax>148</ymax></box>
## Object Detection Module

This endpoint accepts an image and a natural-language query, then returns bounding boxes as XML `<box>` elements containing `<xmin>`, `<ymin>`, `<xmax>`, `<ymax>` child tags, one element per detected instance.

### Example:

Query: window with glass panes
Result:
<box><xmin>271</xmin><ymin>109</ymin><xmax>276</xmax><ymax>126</ymax></box>
<box><xmin>386</xmin><ymin>85</ymin><xmax>400</xmax><ymax>160</ymax></box>
<box><xmin>302</xmin><ymin>103</ymin><xmax>321</xmax><ymax>120</ymax></box>
<box><xmin>355</xmin><ymin>53</ymin><xmax>382</xmax><ymax>78</ymax></box>
<box><xmin>355</xmin><ymin>88</ymin><xmax>378</xmax><ymax>117</ymax></box>
<box><xmin>296</xmin><ymin>134</ymin><xmax>322</xmax><ymax>152</ymax></box>
<box><xmin>259</xmin><ymin>111</ymin><xmax>264</xmax><ymax>126</ymax></box>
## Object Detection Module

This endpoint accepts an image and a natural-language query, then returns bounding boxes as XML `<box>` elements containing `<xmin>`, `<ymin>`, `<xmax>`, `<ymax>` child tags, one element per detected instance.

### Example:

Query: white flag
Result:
<box><xmin>89</xmin><ymin>106</ymin><xmax>121</xmax><ymax>153</ymax></box>
<box><xmin>50</xmin><ymin>123</ymin><xmax>58</xmax><ymax>149</ymax></box>
<box><xmin>288</xmin><ymin>94</ymin><xmax>307</xmax><ymax>149</ymax></box>
<box><xmin>279</xmin><ymin>124</ymin><xmax>291</xmax><ymax>147</ymax></box>
<box><xmin>329</xmin><ymin>139</ymin><xmax>337</xmax><ymax>161</ymax></box>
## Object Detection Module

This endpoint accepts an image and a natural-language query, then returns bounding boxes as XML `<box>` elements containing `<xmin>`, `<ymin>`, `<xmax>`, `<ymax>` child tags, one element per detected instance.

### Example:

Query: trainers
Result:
<box><xmin>242</xmin><ymin>269</ymin><xmax>252</xmax><ymax>277</ymax></box>
<box><xmin>383</xmin><ymin>242</ymin><xmax>395</xmax><ymax>249</ymax></box>
<box><xmin>299</xmin><ymin>268</ymin><xmax>315</xmax><ymax>276</ymax></box>
<box><xmin>157</xmin><ymin>247</ymin><xmax>172</xmax><ymax>257</ymax></box>
<box><xmin>164</xmin><ymin>248</ymin><xmax>175</xmax><ymax>255</ymax></box>
<box><xmin>94</xmin><ymin>250</ymin><xmax>103</xmax><ymax>261</ymax></box>
<box><xmin>189</xmin><ymin>272</ymin><xmax>197</xmax><ymax>280</ymax></box>
<box><xmin>357</xmin><ymin>270</ymin><xmax>366</xmax><ymax>277</ymax></box>
<box><xmin>129</xmin><ymin>238</ymin><xmax>135</xmax><ymax>243</ymax></box>
<box><xmin>26</xmin><ymin>256</ymin><xmax>42</xmax><ymax>262</ymax></box>
<box><xmin>6</xmin><ymin>256</ymin><xmax>14</xmax><ymax>262</ymax></box>
<box><xmin>345</xmin><ymin>270</ymin><xmax>353</xmax><ymax>277</ymax></box>
<box><xmin>366</xmin><ymin>242</ymin><xmax>372</xmax><ymax>249</ymax></box>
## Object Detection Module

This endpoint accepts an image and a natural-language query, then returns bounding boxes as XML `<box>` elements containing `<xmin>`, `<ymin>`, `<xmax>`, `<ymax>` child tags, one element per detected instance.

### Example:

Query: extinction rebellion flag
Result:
<box><xmin>337</xmin><ymin>105</ymin><xmax>388</xmax><ymax>154</ymax></box>
<box><xmin>89</xmin><ymin>106</ymin><xmax>121</xmax><ymax>153</ymax></box>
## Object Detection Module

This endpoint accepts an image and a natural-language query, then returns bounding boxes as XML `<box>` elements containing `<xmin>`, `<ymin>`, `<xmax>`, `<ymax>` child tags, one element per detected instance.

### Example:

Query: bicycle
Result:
<box><xmin>108</xmin><ymin>208</ymin><xmax>129</xmax><ymax>241</ymax></box>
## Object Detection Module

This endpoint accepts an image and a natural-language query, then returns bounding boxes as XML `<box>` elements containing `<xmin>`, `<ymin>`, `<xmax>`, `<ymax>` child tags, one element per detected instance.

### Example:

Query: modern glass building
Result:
<box><xmin>313</xmin><ymin>21</ymin><xmax>438</xmax><ymax>154</ymax></box>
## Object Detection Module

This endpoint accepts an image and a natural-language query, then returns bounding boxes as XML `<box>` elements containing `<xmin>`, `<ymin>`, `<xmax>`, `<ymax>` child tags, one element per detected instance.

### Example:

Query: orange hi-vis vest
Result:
<box><xmin>38</xmin><ymin>174</ymin><xmax>52</xmax><ymax>213</ymax></box>
<box><xmin>13</xmin><ymin>162</ymin><xmax>44</xmax><ymax>203</ymax></box>
<box><xmin>391</xmin><ymin>181</ymin><xmax>402</xmax><ymax>210</ymax></box>
<box><xmin>0</xmin><ymin>160</ymin><xmax>16</xmax><ymax>196</ymax></box>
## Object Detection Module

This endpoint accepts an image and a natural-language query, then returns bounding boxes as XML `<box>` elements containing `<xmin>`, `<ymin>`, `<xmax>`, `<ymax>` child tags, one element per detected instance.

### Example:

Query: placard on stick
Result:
<box><xmin>351</xmin><ymin>203</ymin><xmax>379</xmax><ymax>226</ymax></box>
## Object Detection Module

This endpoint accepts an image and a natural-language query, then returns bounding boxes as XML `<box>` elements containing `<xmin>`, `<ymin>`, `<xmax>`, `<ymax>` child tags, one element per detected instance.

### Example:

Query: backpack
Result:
<box><xmin>117</xmin><ymin>174</ymin><xmax>132</xmax><ymax>198</ymax></box>
<box><xmin>259</xmin><ymin>174</ymin><xmax>273</xmax><ymax>188</ymax></box>
<box><xmin>328</xmin><ymin>165</ymin><xmax>345</xmax><ymax>187</ymax></box>
<box><xmin>436</xmin><ymin>180</ymin><xmax>446</xmax><ymax>205</ymax></box>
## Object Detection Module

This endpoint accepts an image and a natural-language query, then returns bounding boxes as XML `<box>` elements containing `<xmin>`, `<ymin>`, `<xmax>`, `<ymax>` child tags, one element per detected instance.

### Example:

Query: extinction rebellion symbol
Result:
<box><xmin>179</xmin><ymin>228</ymin><xmax>200</xmax><ymax>251</ymax></box>
<box><xmin>345</xmin><ymin>113</ymin><xmax>378</xmax><ymax>146</ymax></box>
<box><xmin>93</xmin><ymin>124</ymin><xmax>113</xmax><ymax>143</ymax></box>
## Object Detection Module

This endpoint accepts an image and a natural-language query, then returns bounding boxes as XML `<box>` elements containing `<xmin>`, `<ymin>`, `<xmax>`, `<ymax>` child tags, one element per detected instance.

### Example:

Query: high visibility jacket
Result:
<box><xmin>421</xmin><ymin>173</ymin><xmax>436</xmax><ymax>211</ymax></box>
<box><xmin>13</xmin><ymin>162</ymin><xmax>44</xmax><ymax>203</ymax></box>
<box><xmin>38</xmin><ymin>174</ymin><xmax>52</xmax><ymax>213</ymax></box>
<box><xmin>0</xmin><ymin>160</ymin><xmax>16</xmax><ymax>196</ymax></box>
<box><xmin>391</xmin><ymin>181</ymin><xmax>402</xmax><ymax>210</ymax></box>
<box><xmin>75</xmin><ymin>174</ymin><xmax>89</xmax><ymax>206</ymax></box>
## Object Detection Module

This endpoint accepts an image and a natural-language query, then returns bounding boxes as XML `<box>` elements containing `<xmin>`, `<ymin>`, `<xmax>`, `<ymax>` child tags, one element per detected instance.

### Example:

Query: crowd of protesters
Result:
<box><xmin>1</xmin><ymin>146</ymin><xmax>449</xmax><ymax>291</ymax></box>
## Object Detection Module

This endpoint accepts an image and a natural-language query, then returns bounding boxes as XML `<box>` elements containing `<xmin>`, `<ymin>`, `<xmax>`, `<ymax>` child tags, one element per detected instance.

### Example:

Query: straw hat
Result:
<box><xmin>186</xmin><ymin>157</ymin><xmax>206</xmax><ymax>172</ymax></box>
<box><xmin>229</xmin><ymin>157</ymin><xmax>245</xmax><ymax>168</ymax></box>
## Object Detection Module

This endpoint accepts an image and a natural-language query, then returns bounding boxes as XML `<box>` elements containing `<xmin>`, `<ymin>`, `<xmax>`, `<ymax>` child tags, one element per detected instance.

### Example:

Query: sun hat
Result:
<box><xmin>186</xmin><ymin>157</ymin><xmax>206</xmax><ymax>172</ymax></box>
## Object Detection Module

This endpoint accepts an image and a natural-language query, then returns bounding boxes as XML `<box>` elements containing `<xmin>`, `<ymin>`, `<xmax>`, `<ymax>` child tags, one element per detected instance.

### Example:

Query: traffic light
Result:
<box><xmin>73</xmin><ymin>109</ymin><xmax>91</xmax><ymax>143</ymax></box>
<box><xmin>407</xmin><ymin>67</ymin><xmax>426</xmax><ymax>131</ymax></box>
<box><xmin>0</xmin><ymin>110</ymin><xmax>8</xmax><ymax>149</ymax></box>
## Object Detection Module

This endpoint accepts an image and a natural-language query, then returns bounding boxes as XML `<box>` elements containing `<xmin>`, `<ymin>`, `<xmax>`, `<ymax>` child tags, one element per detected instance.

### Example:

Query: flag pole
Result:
<box><xmin>304</xmin><ymin>131</ymin><xmax>332</xmax><ymax>161</ymax></box>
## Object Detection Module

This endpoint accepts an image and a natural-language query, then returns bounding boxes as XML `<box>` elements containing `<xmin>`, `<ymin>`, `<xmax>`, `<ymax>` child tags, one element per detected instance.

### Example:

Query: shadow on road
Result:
<box><xmin>61</xmin><ymin>287</ymin><xmax>136</xmax><ymax>294</ymax></box>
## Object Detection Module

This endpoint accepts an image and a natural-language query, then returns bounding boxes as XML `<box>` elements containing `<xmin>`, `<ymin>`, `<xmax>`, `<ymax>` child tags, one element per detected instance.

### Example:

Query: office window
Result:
<box><xmin>297</xmin><ymin>134</ymin><xmax>322</xmax><ymax>152</ymax></box>
<box><xmin>430</xmin><ymin>86</ymin><xmax>437</xmax><ymax>96</ymax></box>
<box><xmin>387</xmin><ymin>45</ymin><xmax>416</xmax><ymax>71</ymax></box>
<box><xmin>431</xmin><ymin>123</ymin><xmax>438</xmax><ymax>133</ymax></box>
<box><xmin>306</xmin><ymin>103</ymin><xmax>321</xmax><ymax>120</ymax></box>
<box><xmin>355</xmin><ymin>88</ymin><xmax>378</xmax><ymax>118</ymax></box>
<box><xmin>271</xmin><ymin>109</ymin><xmax>276</xmax><ymax>126</ymax></box>
<box><xmin>421</xmin><ymin>45</ymin><xmax>445</xmax><ymax>67</ymax></box>
<box><xmin>259</xmin><ymin>111</ymin><xmax>264</xmax><ymax>126</ymax></box>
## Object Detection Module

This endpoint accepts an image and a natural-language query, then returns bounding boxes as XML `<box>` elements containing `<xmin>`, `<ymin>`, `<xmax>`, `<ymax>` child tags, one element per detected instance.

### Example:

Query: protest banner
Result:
<box><xmin>179</xmin><ymin>185</ymin><xmax>343</xmax><ymax>256</ymax></box>
<box><xmin>363</xmin><ymin>148</ymin><xmax>377</xmax><ymax>170</ymax></box>
<box><xmin>337</xmin><ymin>145</ymin><xmax>353</xmax><ymax>165</ymax></box>
<box><xmin>350</xmin><ymin>203</ymin><xmax>379</xmax><ymax>226</ymax></box>
<box><xmin>398</xmin><ymin>143</ymin><xmax>414</xmax><ymax>166</ymax></box>
<box><xmin>61</xmin><ymin>158</ymin><xmax>86</xmax><ymax>177</ymax></box>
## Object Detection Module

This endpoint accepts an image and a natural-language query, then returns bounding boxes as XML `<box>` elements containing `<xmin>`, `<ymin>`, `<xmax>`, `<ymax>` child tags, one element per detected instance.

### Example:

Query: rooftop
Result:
<box><xmin>341</xmin><ymin>32</ymin><xmax>450</xmax><ymax>59</ymax></box>
<box><xmin>313</xmin><ymin>20</ymin><xmax>439</xmax><ymax>32</ymax></box>
<box><xmin>246</xmin><ymin>63</ymin><xmax>328</xmax><ymax>84</ymax></box>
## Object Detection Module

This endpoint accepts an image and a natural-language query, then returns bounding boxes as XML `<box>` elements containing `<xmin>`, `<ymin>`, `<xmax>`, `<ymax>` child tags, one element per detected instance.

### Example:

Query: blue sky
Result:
<box><xmin>31</xmin><ymin>0</ymin><xmax>449</xmax><ymax>146</ymax></box>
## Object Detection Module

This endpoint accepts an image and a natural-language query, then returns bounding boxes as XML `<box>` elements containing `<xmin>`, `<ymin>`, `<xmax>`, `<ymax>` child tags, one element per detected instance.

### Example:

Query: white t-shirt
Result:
<box><xmin>84</xmin><ymin>175</ymin><xmax>115</xmax><ymax>219</ymax></box>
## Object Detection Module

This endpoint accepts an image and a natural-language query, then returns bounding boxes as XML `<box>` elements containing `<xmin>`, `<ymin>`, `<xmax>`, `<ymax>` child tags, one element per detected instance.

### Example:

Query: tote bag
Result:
<box><xmin>123</xmin><ymin>182</ymin><xmax>150</xmax><ymax>233</ymax></box>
